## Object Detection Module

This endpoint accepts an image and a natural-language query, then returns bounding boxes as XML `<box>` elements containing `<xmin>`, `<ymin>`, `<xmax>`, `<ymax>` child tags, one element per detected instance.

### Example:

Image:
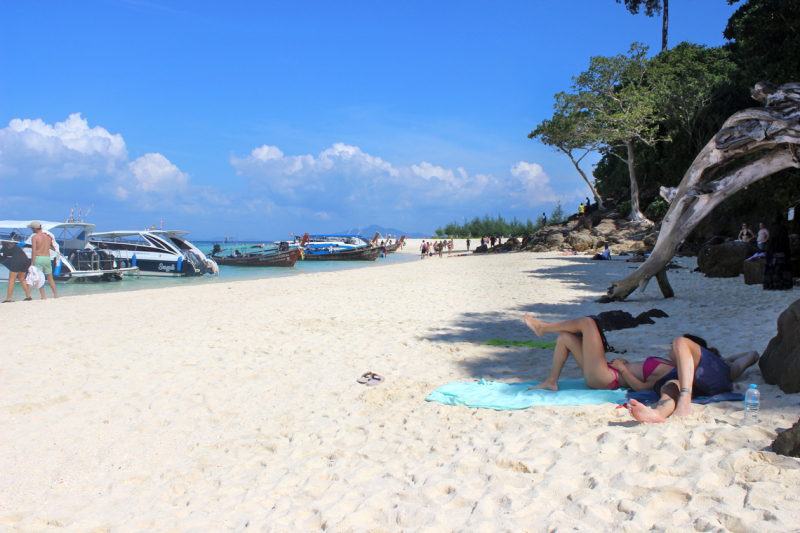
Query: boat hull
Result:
<box><xmin>302</xmin><ymin>247</ymin><xmax>382</xmax><ymax>261</ymax></box>
<box><xmin>212</xmin><ymin>249</ymin><xmax>301</xmax><ymax>267</ymax></box>
<box><xmin>385</xmin><ymin>242</ymin><xmax>402</xmax><ymax>253</ymax></box>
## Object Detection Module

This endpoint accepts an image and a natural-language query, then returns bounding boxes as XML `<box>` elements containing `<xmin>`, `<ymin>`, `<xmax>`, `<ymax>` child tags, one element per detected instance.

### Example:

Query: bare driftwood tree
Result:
<box><xmin>599</xmin><ymin>82</ymin><xmax>800</xmax><ymax>303</ymax></box>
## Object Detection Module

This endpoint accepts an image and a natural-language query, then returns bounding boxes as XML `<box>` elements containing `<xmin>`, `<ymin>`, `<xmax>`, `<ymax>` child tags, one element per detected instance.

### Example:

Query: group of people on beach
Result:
<box><xmin>0</xmin><ymin>221</ymin><xmax>59</xmax><ymax>302</ymax></box>
<box><xmin>522</xmin><ymin>313</ymin><xmax>759</xmax><ymax>423</ymax></box>
<box><xmin>420</xmin><ymin>239</ymin><xmax>453</xmax><ymax>259</ymax></box>
<box><xmin>739</xmin><ymin>213</ymin><xmax>796</xmax><ymax>291</ymax></box>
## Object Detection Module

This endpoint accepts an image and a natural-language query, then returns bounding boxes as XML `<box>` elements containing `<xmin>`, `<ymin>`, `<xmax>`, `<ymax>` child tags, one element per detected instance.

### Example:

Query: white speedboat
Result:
<box><xmin>89</xmin><ymin>230</ymin><xmax>218</xmax><ymax>277</ymax></box>
<box><xmin>0</xmin><ymin>220</ymin><xmax>139</xmax><ymax>282</ymax></box>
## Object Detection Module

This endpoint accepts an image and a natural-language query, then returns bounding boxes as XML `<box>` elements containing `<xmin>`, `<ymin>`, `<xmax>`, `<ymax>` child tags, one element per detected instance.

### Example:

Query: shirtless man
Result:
<box><xmin>29</xmin><ymin>221</ymin><xmax>58</xmax><ymax>299</ymax></box>
<box><xmin>627</xmin><ymin>336</ymin><xmax>759</xmax><ymax>423</ymax></box>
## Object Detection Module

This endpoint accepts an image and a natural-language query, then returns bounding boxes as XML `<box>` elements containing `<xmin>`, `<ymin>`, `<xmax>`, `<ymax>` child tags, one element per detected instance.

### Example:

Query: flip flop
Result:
<box><xmin>357</xmin><ymin>372</ymin><xmax>374</xmax><ymax>384</ymax></box>
<box><xmin>23</xmin><ymin>297</ymin><xmax>32</xmax><ymax>301</ymax></box>
<box><xmin>366</xmin><ymin>374</ymin><xmax>385</xmax><ymax>386</ymax></box>
<box><xmin>2</xmin><ymin>300</ymin><xmax>10</xmax><ymax>303</ymax></box>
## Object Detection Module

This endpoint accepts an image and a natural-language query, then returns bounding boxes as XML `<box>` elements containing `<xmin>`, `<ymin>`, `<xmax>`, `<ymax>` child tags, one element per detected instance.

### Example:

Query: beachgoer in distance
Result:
<box><xmin>591</xmin><ymin>244</ymin><xmax>611</xmax><ymax>260</ymax></box>
<box><xmin>738</xmin><ymin>223</ymin><xmax>756</xmax><ymax>243</ymax></box>
<box><xmin>627</xmin><ymin>335</ymin><xmax>760</xmax><ymax>423</ymax></box>
<box><xmin>29</xmin><ymin>221</ymin><xmax>58</xmax><ymax>299</ymax></box>
<box><xmin>542</xmin><ymin>213</ymin><xmax>547</xmax><ymax>227</ymax></box>
<box><xmin>497</xmin><ymin>235</ymin><xmax>502</xmax><ymax>246</ymax></box>
<box><xmin>420</xmin><ymin>241</ymin><xmax>427</xmax><ymax>259</ymax></box>
<box><xmin>466</xmin><ymin>238</ymin><xmax>471</xmax><ymax>251</ymax></box>
<box><xmin>763</xmin><ymin>212</ymin><xmax>792</xmax><ymax>291</ymax></box>
<box><xmin>579</xmin><ymin>203</ymin><xmax>585</xmax><ymax>217</ymax></box>
<box><xmin>757</xmin><ymin>222</ymin><xmax>769</xmax><ymax>251</ymax></box>
<box><xmin>1</xmin><ymin>240</ymin><xmax>33</xmax><ymax>302</ymax></box>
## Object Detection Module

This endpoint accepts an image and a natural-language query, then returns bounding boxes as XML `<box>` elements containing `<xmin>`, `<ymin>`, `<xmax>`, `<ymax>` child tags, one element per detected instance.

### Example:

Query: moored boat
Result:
<box><xmin>210</xmin><ymin>241</ymin><xmax>301</xmax><ymax>267</ymax></box>
<box><xmin>0</xmin><ymin>220</ymin><xmax>139</xmax><ymax>283</ymax></box>
<box><xmin>295</xmin><ymin>233</ymin><xmax>383</xmax><ymax>261</ymax></box>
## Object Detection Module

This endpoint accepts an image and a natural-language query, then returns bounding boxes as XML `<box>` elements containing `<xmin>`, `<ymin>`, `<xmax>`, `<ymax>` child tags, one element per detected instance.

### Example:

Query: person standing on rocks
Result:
<box><xmin>757</xmin><ymin>222</ymin><xmax>770</xmax><ymax>251</ymax></box>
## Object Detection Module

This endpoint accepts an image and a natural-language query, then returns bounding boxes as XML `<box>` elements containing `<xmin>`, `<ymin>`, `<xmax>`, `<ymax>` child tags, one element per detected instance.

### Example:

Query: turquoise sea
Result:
<box><xmin>38</xmin><ymin>242</ymin><xmax>417</xmax><ymax>299</ymax></box>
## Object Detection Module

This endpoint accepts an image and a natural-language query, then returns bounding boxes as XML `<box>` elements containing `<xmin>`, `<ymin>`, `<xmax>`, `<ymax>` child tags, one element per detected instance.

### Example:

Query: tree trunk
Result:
<box><xmin>662</xmin><ymin>0</ymin><xmax>669</xmax><ymax>52</ymax></box>
<box><xmin>600</xmin><ymin>146</ymin><xmax>799</xmax><ymax>302</ymax></box>
<box><xmin>564</xmin><ymin>151</ymin><xmax>605</xmax><ymax>210</ymax></box>
<box><xmin>624</xmin><ymin>140</ymin><xmax>649</xmax><ymax>222</ymax></box>
<box><xmin>599</xmin><ymin>82</ymin><xmax>800</xmax><ymax>302</ymax></box>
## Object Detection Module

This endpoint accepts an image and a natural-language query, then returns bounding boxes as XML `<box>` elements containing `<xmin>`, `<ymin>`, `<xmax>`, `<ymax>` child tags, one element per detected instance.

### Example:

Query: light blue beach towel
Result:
<box><xmin>426</xmin><ymin>379</ymin><xmax>628</xmax><ymax>410</ymax></box>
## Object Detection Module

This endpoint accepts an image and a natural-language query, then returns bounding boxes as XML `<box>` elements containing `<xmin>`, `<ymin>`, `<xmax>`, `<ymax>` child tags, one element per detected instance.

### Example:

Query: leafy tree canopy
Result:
<box><xmin>615</xmin><ymin>0</ymin><xmax>662</xmax><ymax>17</ymax></box>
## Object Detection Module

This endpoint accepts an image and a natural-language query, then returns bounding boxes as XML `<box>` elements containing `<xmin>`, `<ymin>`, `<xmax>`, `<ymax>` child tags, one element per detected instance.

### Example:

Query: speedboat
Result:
<box><xmin>89</xmin><ymin>230</ymin><xmax>218</xmax><ymax>277</ymax></box>
<box><xmin>294</xmin><ymin>233</ymin><xmax>383</xmax><ymax>261</ymax></box>
<box><xmin>0</xmin><ymin>220</ymin><xmax>139</xmax><ymax>282</ymax></box>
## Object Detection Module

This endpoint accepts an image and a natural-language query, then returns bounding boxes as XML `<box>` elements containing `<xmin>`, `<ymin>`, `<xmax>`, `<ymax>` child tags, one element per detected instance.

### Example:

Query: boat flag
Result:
<box><xmin>160</xmin><ymin>218</ymin><xmax>163</xmax><ymax>229</ymax></box>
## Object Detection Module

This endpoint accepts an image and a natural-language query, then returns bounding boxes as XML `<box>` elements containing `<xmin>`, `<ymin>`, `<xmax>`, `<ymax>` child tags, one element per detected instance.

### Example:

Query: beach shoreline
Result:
<box><xmin>2</xmin><ymin>251</ymin><xmax>799</xmax><ymax>531</ymax></box>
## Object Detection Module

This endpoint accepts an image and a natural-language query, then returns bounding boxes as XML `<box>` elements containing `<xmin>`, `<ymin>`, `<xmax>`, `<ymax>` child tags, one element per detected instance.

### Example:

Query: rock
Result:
<box><xmin>697</xmin><ymin>241</ymin><xmax>758</xmax><ymax>278</ymax></box>
<box><xmin>643</xmin><ymin>232</ymin><xmax>659</xmax><ymax>247</ymax></box>
<box><xmin>772</xmin><ymin>418</ymin><xmax>800</xmax><ymax>458</ymax></box>
<box><xmin>567</xmin><ymin>233</ymin><xmax>595</xmax><ymax>252</ymax></box>
<box><xmin>643</xmin><ymin>309</ymin><xmax>669</xmax><ymax>319</ymax></box>
<box><xmin>634</xmin><ymin>312</ymin><xmax>655</xmax><ymax>325</ymax></box>
<box><xmin>473</xmin><ymin>244</ymin><xmax>488</xmax><ymax>254</ymax></box>
<box><xmin>607</xmin><ymin>235</ymin><xmax>623</xmax><ymax>244</ymax></box>
<box><xmin>545</xmin><ymin>232</ymin><xmax>565</xmax><ymax>247</ymax></box>
<box><xmin>532</xmin><ymin>245</ymin><xmax>547</xmax><ymax>253</ymax></box>
<box><xmin>759</xmin><ymin>298</ymin><xmax>800</xmax><ymax>394</ymax></box>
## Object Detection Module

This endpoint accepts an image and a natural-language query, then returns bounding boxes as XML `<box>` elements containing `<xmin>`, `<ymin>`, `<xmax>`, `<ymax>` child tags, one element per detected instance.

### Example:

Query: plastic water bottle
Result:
<box><xmin>743</xmin><ymin>384</ymin><xmax>760</xmax><ymax>426</ymax></box>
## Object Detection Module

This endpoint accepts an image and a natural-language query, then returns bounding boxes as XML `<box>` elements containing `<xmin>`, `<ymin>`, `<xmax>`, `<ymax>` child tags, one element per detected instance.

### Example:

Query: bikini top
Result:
<box><xmin>642</xmin><ymin>356</ymin><xmax>675</xmax><ymax>381</ymax></box>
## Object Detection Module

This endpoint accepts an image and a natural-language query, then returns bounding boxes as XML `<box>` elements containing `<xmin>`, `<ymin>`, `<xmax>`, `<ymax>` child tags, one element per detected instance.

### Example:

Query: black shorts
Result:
<box><xmin>3</xmin><ymin>258</ymin><xmax>28</xmax><ymax>273</ymax></box>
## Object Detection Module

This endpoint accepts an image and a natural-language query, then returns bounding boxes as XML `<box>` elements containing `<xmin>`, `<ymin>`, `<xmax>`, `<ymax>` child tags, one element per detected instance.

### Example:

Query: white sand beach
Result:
<box><xmin>2</xmin><ymin>249</ymin><xmax>799</xmax><ymax>532</ymax></box>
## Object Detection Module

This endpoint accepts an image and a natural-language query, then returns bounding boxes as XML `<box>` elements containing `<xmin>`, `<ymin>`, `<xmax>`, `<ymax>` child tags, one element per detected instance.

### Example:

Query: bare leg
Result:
<box><xmin>727</xmin><ymin>351</ymin><xmax>759</xmax><ymax>381</ymax></box>
<box><xmin>19</xmin><ymin>273</ymin><xmax>31</xmax><ymax>299</ymax></box>
<box><xmin>671</xmin><ymin>337</ymin><xmax>702</xmax><ymax>417</ymax></box>
<box><xmin>628</xmin><ymin>381</ymin><xmax>680</xmax><ymax>423</ymax></box>
<box><xmin>524</xmin><ymin>316</ymin><xmax>615</xmax><ymax>390</ymax></box>
<box><xmin>5</xmin><ymin>272</ymin><xmax>16</xmax><ymax>302</ymax></box>
<box><xmin>46</xmin><ymin>274</ymin><xmax>58</xmax><ymax>298</ymax></box>
<box><xmin>529</xmin><ymin>332</ymin><xmax>582</xmax><ymax>391</ymax></box>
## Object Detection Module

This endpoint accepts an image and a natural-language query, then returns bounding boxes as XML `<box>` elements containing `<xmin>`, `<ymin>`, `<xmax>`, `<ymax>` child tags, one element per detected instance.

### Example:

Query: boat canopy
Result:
<box><xmin>92</xmin><ymin>229</ymin><xmax>190</xmax><ymax>239</ymax></box>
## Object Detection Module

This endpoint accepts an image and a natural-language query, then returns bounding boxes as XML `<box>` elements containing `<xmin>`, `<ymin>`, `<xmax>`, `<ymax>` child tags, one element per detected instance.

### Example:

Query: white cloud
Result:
<box><xmin>128</xmin><ymin>153</ymin><xmax>189</xmax><ymax>194</ymax></box>
<box><xmin>0</xmin><ymin>113</ymin><xmax>193</xmax><ymax>209</ymax></box>
<box><xmin>230</xmin><ymin>142</ymin><xmax>569</xmax><ymax>221</ymax></box>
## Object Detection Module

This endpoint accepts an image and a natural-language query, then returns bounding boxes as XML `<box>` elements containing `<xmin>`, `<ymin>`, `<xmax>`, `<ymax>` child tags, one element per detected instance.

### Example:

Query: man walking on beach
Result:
<box><xmin>466</xmin><ymin>238</ymin><xmax>470</xmax><ymax>251</ymax></box>
<box><xmin>29</xmin><ymin>221</ymin><xmax>58</xmax><ymax>299</ymax></box>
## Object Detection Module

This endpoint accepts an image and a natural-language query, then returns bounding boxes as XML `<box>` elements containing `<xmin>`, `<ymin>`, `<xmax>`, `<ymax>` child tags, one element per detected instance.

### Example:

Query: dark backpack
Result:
<box><xmin>588</xmin><ymin>315</ymin><xmax>624</xmax><ymax>354</ymax></box>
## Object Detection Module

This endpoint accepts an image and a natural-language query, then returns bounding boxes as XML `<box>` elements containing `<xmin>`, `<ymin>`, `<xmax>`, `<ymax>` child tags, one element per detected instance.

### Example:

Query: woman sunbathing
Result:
<box><xmin>627</xmin><ymin>336</ymin><xmax>759</xmax><ymax>422</ymax></box>
<box><xmin>522</xmin><ymin>314</ymin><xmax>677</xmax><ymax>391</ymax></box>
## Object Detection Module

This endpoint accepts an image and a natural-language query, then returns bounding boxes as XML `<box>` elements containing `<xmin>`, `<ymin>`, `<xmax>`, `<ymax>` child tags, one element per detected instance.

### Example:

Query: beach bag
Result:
<box><xmin>26</xmin><ymin>266</ymin><xmax>45</xmax><ymax>289</ymax></box>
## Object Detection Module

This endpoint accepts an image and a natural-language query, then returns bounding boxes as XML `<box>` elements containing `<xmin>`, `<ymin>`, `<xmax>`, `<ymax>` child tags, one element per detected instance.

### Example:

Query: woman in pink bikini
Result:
<box><xmin>523</xmin><ymin>314</ymin><xmax>675</xmax><ymax>391</ymax></box>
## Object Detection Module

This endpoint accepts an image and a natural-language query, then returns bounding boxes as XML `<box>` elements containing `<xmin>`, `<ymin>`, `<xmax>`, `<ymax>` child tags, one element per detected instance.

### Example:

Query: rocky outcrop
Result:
<box><xmin>697</xmin><ymin>241</ymin><xmax>758</xmax><ymax>278</ymax></box>
<box><xmin>545</xmin><ymin>232</ymin><xmax>565</xmax><ymax>248</ymax></box>
<box><xmin>473</xmin><ymin>244</ymin><xmax>488</xmax><ymax>254</ymax></box>
<box><xmin>567</xmin><ymin>232</ymin><xmax>597</xmax><ymax>252</ymax></box>
<box><xmin>759</xmin><ymin>298</ymin><xmax>800</xmax><ymax>394</ymax></box>
<box><xmin>772</xmin><ymin>418</ymin><xmax>800</xmax><ymax>458</ymax></box>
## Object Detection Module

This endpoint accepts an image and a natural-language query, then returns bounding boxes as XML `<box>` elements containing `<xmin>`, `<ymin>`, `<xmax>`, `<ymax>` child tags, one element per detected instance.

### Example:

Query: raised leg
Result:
<box><xmin>529</xmin><ymin>332</ymin><xmax>582</xmax><ymax>391</ymax></box>
<box><xmin>524</xmin><ymin>315</ymin><xmax>616</xmax><ymax>390</ymax></box>
<box><xmin>671</xmin><ymin>337</ymin><xmax>702</xmax><ymax>417</ymax></box>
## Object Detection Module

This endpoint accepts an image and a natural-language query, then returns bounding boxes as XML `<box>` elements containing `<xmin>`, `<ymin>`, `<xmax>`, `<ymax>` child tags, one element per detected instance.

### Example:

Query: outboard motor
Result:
<box><xmin>211</xmin><ymin>243</ymin><xmax>221</xmax><ymax>256</ymax></box>
<box><xmin>96</xmin><ymin>250</ymin><xmax>114</xmax><ymax>271</ymax></box>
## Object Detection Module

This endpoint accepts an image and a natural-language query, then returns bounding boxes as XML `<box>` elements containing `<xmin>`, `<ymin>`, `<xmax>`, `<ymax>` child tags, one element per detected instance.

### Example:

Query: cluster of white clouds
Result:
<box><xmin>230</xmin><ymin>142</ymin><xmax>564</xmax><ymax>216</ymax></box>
<box><xmin>0</xmin><ymin>113</ymin><xmax>191</xmax><ymax>206</ymax></box>
<box><xmin>1</xmin><ymin>113</ymin><xmax>583</xmax><ymax>226</ymax></box>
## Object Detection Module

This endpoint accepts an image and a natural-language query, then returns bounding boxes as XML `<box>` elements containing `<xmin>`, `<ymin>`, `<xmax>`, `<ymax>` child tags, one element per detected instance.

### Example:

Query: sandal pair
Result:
<box><xmin>357</xmin><ymin>372</ymin><xmax>385</xmax><ymax>386</ymax></box>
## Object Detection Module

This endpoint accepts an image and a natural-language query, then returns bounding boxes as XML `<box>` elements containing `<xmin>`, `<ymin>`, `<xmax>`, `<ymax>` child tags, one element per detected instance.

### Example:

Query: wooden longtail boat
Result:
<box><xmin>301</xmin><ymin>245</ymin><xmax>382</xmax><ymax>261</ymax></box>
<box><xmin>210</xmin><ymin>242</ymin><xmax>301</xmax><ymax>267</ymax></box>
<box><xmin>384</xmin><ymin>235</ymin><xmax>406</xmax><ymax>254</ymax></box>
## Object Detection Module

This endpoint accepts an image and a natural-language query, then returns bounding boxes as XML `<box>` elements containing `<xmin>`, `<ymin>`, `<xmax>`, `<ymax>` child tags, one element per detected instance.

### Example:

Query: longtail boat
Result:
<box><xmin>384</xmin><ymin>235</ymin><xmax>406</xmax><ymax>253</ymax></box>
<box><xmin>209</xmin><ymin>242</ymin><xmax>301</xmax><ymax>267</ymax></box>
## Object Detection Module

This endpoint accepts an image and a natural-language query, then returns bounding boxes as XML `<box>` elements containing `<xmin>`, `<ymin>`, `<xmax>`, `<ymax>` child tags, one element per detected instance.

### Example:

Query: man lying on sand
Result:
<box><xmin>626</xmin><ymin>336</ymin><xmax>759</xmax><ymax>423</ymax></box>
<box><xmin>522</xmin><ymin>315</ymin><xmax>676</xmax><ymax>392</ymax></box>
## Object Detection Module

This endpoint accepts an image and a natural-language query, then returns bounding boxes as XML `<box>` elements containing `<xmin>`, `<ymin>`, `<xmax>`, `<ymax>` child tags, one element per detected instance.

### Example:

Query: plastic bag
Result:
<box><xmin>26</xmin><ymin>266</ymin><xmax>45</xmax><ymax>289</ymax></box>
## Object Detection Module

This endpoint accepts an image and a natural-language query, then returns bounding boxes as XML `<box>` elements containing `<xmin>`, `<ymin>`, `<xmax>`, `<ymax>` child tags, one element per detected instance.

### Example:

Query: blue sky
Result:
<box><xmin>1</xmin><ymin>0</ymin><xmax>738</xmax><ymax>239</ymax></box>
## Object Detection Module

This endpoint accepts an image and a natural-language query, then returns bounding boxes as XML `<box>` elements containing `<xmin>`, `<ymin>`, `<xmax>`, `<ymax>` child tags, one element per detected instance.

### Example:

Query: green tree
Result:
<box><xmin>529</xmin><ymin>95</ymin><xmax>605</xmax><ymax>209</ymax></box>
<box><xmin>549</xmin><ymin>200</ymin><xmax>567</xmax><ymax>225</ymax></box>
<box><xmin>616</xmin><ymin>0</ymin><xmax>669</xmax><ymax>51</ymax></box>
<box><xmin>648</xmin><ymin>43</ymin><xmax>736</xmax><ymax>153</ymax></box>
<box><xmin>724</xmin><ymin>0</ymin><xmax>800</xmax><ymax>86</ymax></box>
<box><xmin>573</xmin><ymin>43</ymin><xmax>668</xmax><ymax>222</ymax></box>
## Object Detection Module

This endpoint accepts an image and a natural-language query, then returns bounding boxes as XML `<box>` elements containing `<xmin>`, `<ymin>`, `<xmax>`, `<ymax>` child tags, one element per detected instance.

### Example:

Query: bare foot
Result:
<box><xmin>673</xmin><ymin>396</ymin><xmax>693</xmax><ymax>417</ymax></box>
<box><xmin>523</xmin><ymin>314</ymin><xmax>545</xmax><ymax>337</ymax></box>
<box><xmin>528</xmin><ymin>380</ymin><xmax>558</xmax><ymax>391</ymax></box>
<box><xmin>627</xmin><ymin>399</ymin><xmax>666</xmax><ymax>423</ymax></box>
